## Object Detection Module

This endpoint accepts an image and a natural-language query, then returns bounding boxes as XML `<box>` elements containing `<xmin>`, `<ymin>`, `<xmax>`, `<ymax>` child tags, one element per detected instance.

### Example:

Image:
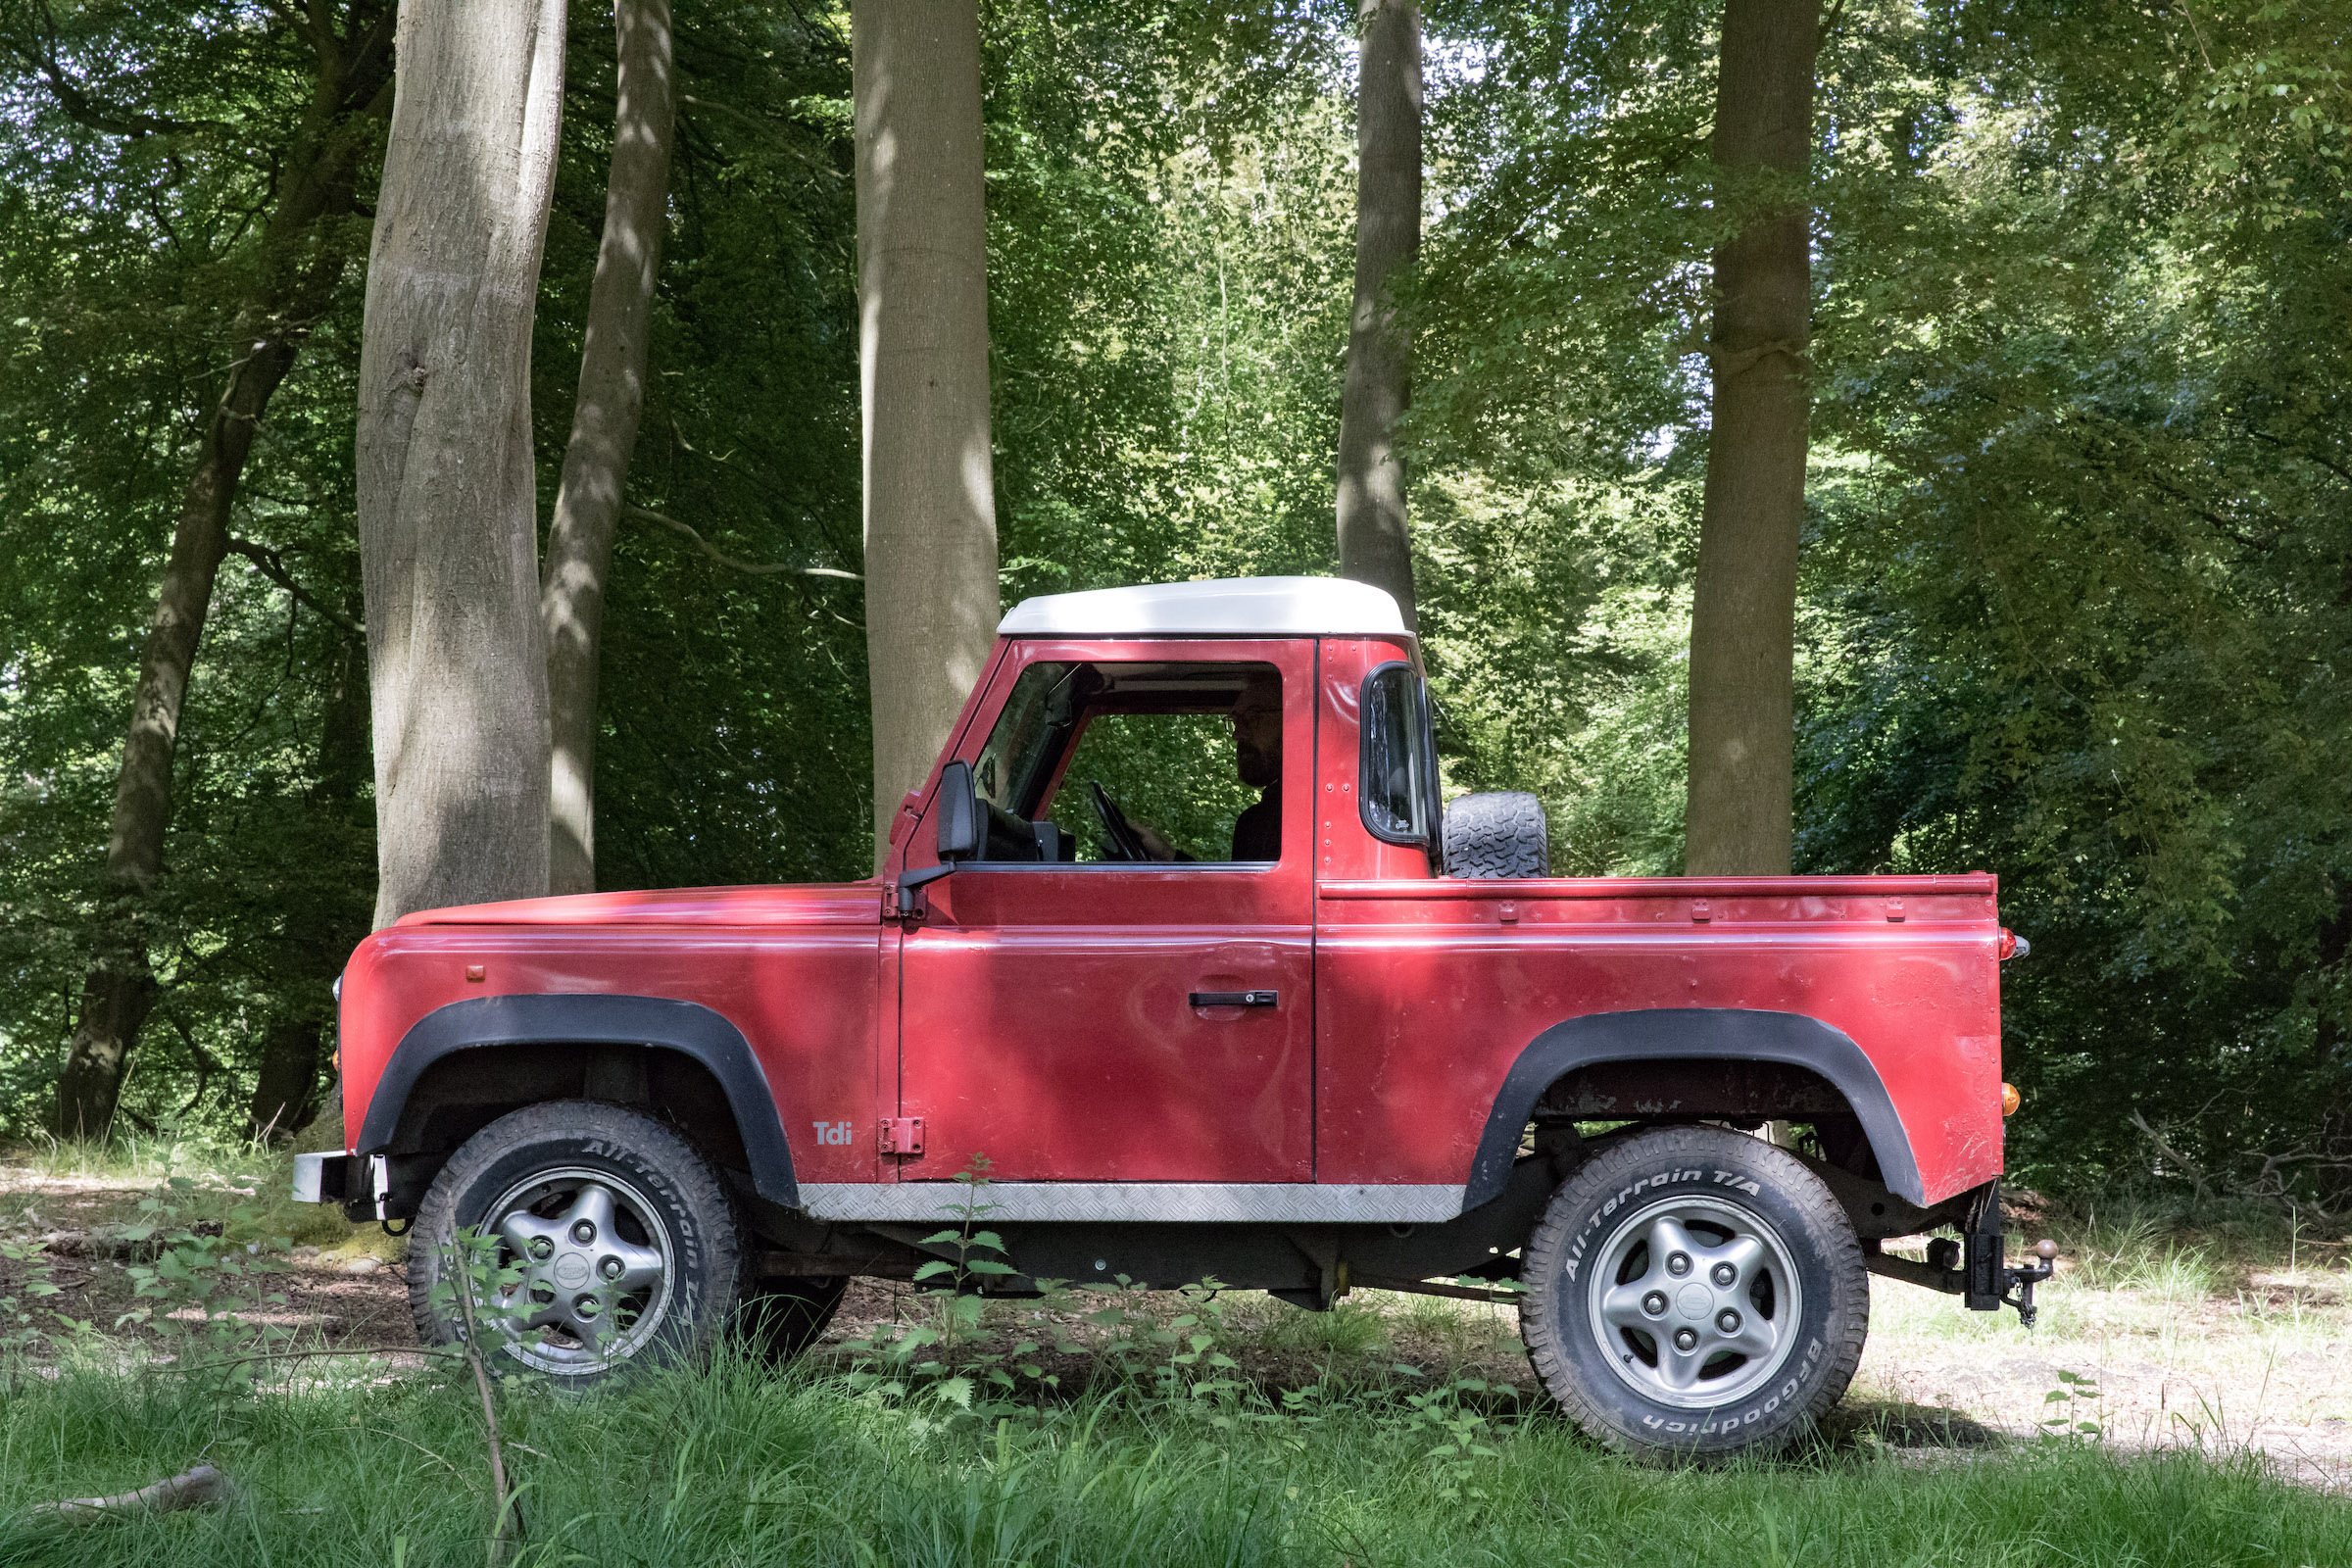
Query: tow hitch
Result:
<box><xmin>1998</xmin><ymin>1239</ymin><xmax>2058</xmax><ymax>1325</ymax></box>
<box><xmin>1860</xmin><ymin>1178</ymin><xmax>2058</xmax><ymax>1327</ymax></box>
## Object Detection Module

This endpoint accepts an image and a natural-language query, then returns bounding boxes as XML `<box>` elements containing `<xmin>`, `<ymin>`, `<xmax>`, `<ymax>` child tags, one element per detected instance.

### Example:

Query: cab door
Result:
<box><xmin>892</xmin><ymin>638</ymin><xmax>1317</xmax><ymax>1185</ymax></box>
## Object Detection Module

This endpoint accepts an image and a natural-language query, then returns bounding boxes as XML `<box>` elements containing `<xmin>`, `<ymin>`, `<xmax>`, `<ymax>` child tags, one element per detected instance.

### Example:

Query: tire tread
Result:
<box><xmin>407</xmin><ymin>1099</ymin><xmax>751</xmax><ymax>1382</ymax></box>
<box><xmin>1442</xmin><ymin>791</ymin><xmax>1550</xmax><ymax>879</ymax></box>
<box><xmin>1519</xmin><ymin>1125</ymin><xmax>1868</xmax><ymax>1459</ymax></box>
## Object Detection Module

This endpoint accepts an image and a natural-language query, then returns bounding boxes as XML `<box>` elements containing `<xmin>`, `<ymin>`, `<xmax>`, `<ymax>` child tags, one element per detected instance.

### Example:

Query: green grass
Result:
<box><xmin>4</xmin><ymin>1152</ymin><xmax>2348</xmax><ymax>1564</ymax></box>
<box><xmin>0</xmin><ymin>1353</ymin><xmax>2345</xmax><ymax>1567</ymax></box>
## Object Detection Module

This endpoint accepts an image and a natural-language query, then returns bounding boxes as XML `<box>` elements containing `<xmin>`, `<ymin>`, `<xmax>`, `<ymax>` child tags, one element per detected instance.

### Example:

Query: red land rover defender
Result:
<box><xmin>296</xmin><ymin>576</ymin><xmax>2043</xmax><ymax>1458</ymax></box>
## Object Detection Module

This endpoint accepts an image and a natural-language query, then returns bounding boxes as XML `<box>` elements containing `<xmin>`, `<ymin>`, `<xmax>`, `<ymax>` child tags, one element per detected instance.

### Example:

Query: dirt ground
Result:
<box><xmin>5</xmin><ymin>1161</ymin><xmax>2346</xmax><ymax>1488</ymax></box>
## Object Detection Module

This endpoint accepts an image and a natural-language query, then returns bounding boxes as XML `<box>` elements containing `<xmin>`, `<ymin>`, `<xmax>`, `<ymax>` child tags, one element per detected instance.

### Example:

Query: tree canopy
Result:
<box><xmin>0</xmin><ymin>0</ymin><xmax>2346</xmax><ymax>1207</ymax></box>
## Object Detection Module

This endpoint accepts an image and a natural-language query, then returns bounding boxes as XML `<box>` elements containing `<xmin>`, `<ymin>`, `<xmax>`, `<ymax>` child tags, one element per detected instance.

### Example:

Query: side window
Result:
<box><xmin>1360</xmin><ymin>662</ymin><xmax>1439</xmax><ymax>853</ymax></box>
<box><xmin>967</xmin><ymin>660</ymin><xmax>1283</xmax><ymax>864</ymax></box>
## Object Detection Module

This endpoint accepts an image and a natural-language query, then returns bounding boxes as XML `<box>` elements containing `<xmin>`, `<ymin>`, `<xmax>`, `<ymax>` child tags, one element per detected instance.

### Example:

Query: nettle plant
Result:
<box><xmin>841</xmin><ymin>1158</ymin><xmax>1247</xmax><ymax>1430</ymax></box>
<box><xmin>0</xmin><ymin>1238</ymin><xmax>63</xmax><ymax>1359</ymax></box>
<box><xmin>113</xmin><ymin>1177</ymin><xmax>297</xmax><ymax>1372</ymax></box>
<box><xmin>1398</xmin><ymin>1377</ymin><xmax>1514</xmax><ymax>1504</ymax></box>
<box><xmin>2038</xmin><ymin>1367</ymin><xmax>2106</xmax><ymax>1444</ymax></box>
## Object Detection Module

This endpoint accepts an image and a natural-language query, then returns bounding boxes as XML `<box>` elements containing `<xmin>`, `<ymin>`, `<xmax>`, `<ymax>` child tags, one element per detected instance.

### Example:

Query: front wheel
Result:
<box><xmin>410</xmin><ymin>1101</ymin><xmax>750</xmax><ymax>1385</ymax></box>
<box><xmin>1519</xmin><ymin>1125</ymin><xmax>1869</xmax><ymax>1460</ymax></box>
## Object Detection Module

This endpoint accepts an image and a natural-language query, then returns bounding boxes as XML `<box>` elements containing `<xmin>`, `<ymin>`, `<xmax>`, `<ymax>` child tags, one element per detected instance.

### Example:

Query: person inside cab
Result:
<box><xmin>1128</xmin><ymin>673</ymin><xmax>1280</xmax><ymax>862</ymax></box>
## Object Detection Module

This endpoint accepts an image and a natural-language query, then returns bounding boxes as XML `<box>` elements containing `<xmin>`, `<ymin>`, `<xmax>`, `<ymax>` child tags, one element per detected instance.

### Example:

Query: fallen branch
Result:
<box><xmin>172</xmin><ymin>1345</ymin><xmax>465</xmax><ymax>1375</ymax></box>
<box><xmin>40</xmin><ymin>1464</ymin><xmax>234</xmax><ymax>1525</ymax></box>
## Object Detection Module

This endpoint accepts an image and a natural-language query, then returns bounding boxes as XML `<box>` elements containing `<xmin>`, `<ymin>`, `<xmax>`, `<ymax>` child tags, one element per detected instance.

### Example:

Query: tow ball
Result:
<box><xmin>1951</xmin><ymin>1229</ymin><xmax>2058</xmax><ymax>1326</ymax></box>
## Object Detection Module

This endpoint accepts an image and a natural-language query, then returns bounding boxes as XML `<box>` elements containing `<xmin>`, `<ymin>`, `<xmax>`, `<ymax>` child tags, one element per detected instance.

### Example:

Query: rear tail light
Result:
<box><xmin>1998</xmin><ymin>928</ymin><xmax>2030</xmax><ymax>960</ymax></box>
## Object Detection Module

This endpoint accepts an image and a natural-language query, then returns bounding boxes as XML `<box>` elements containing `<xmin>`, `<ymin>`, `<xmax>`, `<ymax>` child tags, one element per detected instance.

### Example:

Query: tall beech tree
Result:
<box><xmin>358</xmin><ymin>0</ymin><xmax>567</xmax><ymax>926</ymax></box>
<box><xmin>854</xmin><ymin>0</ymin><xmax>1000</xmax><ymax>869</ymax></box>
<box><xmin>542</xmin><ymin>0</ymin><xmax>676</xmax><ymax>896</ymax></box>
<box><xmin>29</xmin><ymin>5</ymin><xmax>395</xmax><ymax>1139</ymax></box>
<box><xmin>1335</xmin><ymin>0</ymin><xmax>1421</xmax><ymax>629</ymax></box>
<box><xmin>1681</xmin><ymin>0</ymin><xmax>1819</xmax><ymax>876</ymax></box>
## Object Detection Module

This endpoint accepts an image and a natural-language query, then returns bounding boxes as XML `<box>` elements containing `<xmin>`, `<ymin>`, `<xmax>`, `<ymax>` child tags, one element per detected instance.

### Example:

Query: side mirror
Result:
<box><xmin>935</xmin><ymin>760</ymin><xmax>983</xmax><ymax>861</ymax></box>
<box><xmin>894</xmin><ymin>760</ymin><xmax>981</xmax><ymax>921</ymax></box>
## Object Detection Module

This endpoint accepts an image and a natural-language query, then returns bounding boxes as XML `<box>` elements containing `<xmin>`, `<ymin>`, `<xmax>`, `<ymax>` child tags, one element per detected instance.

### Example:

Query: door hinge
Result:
<box><xmin>879</xmin><ymin>1116</ymin><xmax>925</xmax><ymax>1155</ymax></box>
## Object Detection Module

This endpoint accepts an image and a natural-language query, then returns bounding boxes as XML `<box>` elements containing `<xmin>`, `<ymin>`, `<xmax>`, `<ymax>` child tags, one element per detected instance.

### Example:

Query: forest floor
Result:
<box><xmin>3</xmin><ymin>1144</ymin><xmax>2349</xmax><ymax>1564</ymax></box>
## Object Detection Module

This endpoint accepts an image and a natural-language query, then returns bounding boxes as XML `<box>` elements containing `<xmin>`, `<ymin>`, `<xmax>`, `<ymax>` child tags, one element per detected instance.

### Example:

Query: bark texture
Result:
<box><xmin>359</xmin><ymin>0</ymin><xmax>567</xmax><ymax>928</ymax></box>
<box><xmin>854</xmin><ymin>0</ymin><xmax>1000</xmax><ymax>872</ymax></box>
<box><xmin>1335</xmin><ymin>0</ymin><xmax>1422</xmax><ymax>631</ymax></box>
<box><xmin>1683</xmin><ymin>0</ymin><xmax>1819</xmax><ymax>876</ymax></box>
<box><xmin>53</xmin><ymin>11</ymin><xmax>394</xmax><ymax>1139</ymax></box>
<box><xmin>542</xmin><ymin>0</ymin><xmax>674</xmax><ymax>896</ymax></box>
<box><xmin>244</xmin><ymin>1018</ymin><xmax>323</xmax><ymax>1143</ymax></box>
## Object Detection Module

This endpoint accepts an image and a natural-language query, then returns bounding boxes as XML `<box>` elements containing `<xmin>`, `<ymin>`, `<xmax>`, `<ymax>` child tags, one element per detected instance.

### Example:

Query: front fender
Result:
<box><xmin>355</xmin><ymin>994</ymin><xmax>798</xmax><ymax>1206</ymax></box>
<box><xmin>1465</xmin><ymin>1007</ymin><xmax>1925</xmax><ymax>1208</ymax></box>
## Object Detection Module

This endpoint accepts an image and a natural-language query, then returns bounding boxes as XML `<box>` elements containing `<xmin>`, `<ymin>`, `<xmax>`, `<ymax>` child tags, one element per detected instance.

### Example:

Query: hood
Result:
<box><xmin>393</xmin><ymin>881</ymin><xmax>879</xmax><ymax>928</ymax></box>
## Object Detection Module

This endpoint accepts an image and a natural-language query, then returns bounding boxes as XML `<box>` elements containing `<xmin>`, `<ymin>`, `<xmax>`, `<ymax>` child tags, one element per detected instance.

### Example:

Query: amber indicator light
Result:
<box><xmin>2001</xmin><ymin>1082</ymin><xmax>2022</xmax><ymax>1116</ymax></box>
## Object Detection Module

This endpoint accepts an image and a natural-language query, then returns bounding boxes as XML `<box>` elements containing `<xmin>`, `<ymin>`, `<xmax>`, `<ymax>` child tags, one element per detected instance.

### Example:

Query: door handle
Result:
<box><xmin>1189</xmin><ymin>990</ymin><xmax>1278</xmax><ymax>1008</ymax></box>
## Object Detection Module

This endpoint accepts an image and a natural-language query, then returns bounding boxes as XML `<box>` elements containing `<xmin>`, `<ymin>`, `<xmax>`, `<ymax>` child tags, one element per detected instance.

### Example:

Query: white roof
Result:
<box><xmin>999</xmin><ymin>576</ymin><xmax>1409</xmax><ymax>638</ymax></box>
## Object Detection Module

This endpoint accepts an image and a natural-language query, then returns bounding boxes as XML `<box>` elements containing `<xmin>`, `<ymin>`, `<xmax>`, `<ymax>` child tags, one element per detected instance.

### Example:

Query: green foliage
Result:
<box><xmin>0</xmin><ymin>0</ymin><xmax>379</xmax><ymax>1135</ymax></box>
<box><xmin>0</xmin><ymin>1238</ymin><xmax>60</xmax><ymax>1359</ymax></box>
<box><xmin>843</xmin><ymin>1161</ymin><xmax>1252</xmax><ymax>1429</ymax></box>
<box><xmin>545</xmin><ymin>1</ymin><xmax>873</xmax><ymax>893</ymax></box>
<box><xmin>1404</xmin><ymin>0</ymin><xmax>2352</xmax><ymax>1202</ymax></box>
<box><xmin>1</xmin><ymin>0</ymin><xmax>2347</xmax><ymax>1210</ymax></box>
<box><xmin>2037</xmin><ymin>1366</ymin><xmax>2106</xmax><ymax>1444</ymax></box>
<box><xmin>108</xmin><ymin>1178</ymin><xmax>295</xmax><ymax>1364</ymax></box>
<box><xmin>1060</xmin><ymin>712</ymin><xmax>1259</xmax><ymax>860</ymax></box>
<box><xmin>2</xmin><ymin>1352</ymin><xmax>2350</xmax><ymax>1566</ymax></box>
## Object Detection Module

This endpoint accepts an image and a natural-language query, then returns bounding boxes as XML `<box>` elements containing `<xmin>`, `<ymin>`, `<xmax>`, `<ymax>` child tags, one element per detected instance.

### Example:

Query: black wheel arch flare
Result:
<box><xmin>357</xmin><ymin>994</ymin><xmax>799</xmax><ymax>1206</ymax></box>
<box><xmin>1464</xmin><ymin>1007</ymin><xmax>1926</xmax><ymax>1209</ymax></box>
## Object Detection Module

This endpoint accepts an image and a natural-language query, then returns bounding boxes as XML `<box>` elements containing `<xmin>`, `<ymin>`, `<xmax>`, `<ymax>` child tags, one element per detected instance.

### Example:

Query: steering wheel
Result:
<box><xmin>1089</xmin><ymin>781</ymin><xmax>1151</xmax><ymax>862</ymax></box>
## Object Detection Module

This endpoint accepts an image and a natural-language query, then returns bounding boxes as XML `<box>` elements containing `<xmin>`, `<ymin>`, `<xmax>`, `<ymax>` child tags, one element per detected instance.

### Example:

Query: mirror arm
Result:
<box><xmin>890</xmin><ymin>860</ymin><xmax>956</xmax><ymax>922</ymax></box>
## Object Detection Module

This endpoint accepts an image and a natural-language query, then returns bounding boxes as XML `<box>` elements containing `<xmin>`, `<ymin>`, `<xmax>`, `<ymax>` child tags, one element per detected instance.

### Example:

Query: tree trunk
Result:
<box><xmin>54</xmin><ymin>341</ymin><xmax>299</xmax><ymax>1138</ymax></box>
<box><xmin>542</xmin><ymin>0</ymin><xmax>675</xmax><ymax>897</ymax></box>
<box><xmin>1683</xmin><ymin>0</ymin><xmax>1818</xmax><ymax>876</ymax></box>
<box><xmin>1335</xmin><ymin>0</ymin><xmax>1422</xmax><ymax>632</ymax></box>
<box><xmin>51</xmin><ymin>11</ymin><xmax>395</xmax><ymax>1139</ymax></box>
<box><xmin>359</xmin><ymin>0</ymin><xmax>567</xmax><ymax>928</ymax></box>
<box><xmin>245</xmin><ymin>1017</ymin><xmax>323</xmax><ymax>1144</ymax></box>
<box><xmin>854</xmin><ymin>0</ymin><xmax>1000</xmax><ymax>873</ymax></box>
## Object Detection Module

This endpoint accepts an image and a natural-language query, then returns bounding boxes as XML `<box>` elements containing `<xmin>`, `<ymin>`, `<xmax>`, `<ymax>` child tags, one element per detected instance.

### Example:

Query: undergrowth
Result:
<box><xmin>0</xmin><ymin>1350</ymin><xmax>2346</xmax><ymax>1567</ymax></box>
<box><xmin>1</xmin><ymin>1151</ymin><xmax>2348</xmax><ymax>1564</ymax></box>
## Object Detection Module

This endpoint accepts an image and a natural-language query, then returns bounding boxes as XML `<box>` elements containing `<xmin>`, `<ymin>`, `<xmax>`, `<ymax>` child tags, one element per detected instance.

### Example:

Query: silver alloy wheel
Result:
<box><xmin>1586</xmin><ymin>1195</ymin><xmax>1803</xmax><ymax>1409</ymax></box>
<box><xmin>479</xmin><ymin>1166</ymin><xmax>675</xmax><ymax>1375</ymax></box>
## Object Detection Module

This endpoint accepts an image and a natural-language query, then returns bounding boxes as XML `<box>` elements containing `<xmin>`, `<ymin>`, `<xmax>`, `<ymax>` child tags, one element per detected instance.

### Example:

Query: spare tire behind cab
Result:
<box><xmin>1443</xmin><ymin>791</ymin><xmax>1549</xmax><ymax>879</ymax></box>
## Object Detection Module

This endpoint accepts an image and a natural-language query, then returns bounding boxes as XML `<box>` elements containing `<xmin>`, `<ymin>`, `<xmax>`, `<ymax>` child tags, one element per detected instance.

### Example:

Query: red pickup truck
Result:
<box><xmin>296</xmin><ymin>576</ymin><xmax>2041</xmax><ymax>1457</ymax></box>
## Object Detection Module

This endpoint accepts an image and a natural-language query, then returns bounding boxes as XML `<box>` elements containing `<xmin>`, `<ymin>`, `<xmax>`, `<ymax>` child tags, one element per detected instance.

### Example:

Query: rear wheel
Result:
<box><xmin>410</xmin><ymin>1101</ymin><xmax>749</xmax><ymax>1385</ymax></box>
<box><xmin>1520</xmin><ymin>1125</ymin><xmax>1868</xmax><ymax>1459</ymax></box>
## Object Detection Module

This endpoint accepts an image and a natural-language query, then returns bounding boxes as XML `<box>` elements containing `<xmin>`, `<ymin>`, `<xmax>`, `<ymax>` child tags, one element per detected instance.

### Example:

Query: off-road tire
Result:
<box><xmin>1520</xmin><ymin>1126</ymin><xmax>1868</xmax><ymax>1460</ymax></box>
<box><xmin>410</xmin><ymin>1100</ymin><xmax>751</xmax><ymax>1386</ymax></box>
<box><xmin>1442</xmin><ymin>791</ymin><xmax>1549</xmax><ymax>878</ymax></box>
<box><xmin>739</xmin><ymin>1274</ymin><xmax>849</xmax><ymax>1361</ymax></box>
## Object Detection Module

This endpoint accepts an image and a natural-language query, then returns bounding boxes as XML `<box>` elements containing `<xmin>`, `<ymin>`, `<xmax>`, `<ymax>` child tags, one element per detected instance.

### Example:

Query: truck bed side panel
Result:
<box><xmin>1313</xmin><ymin>881</ymin><xmax>2003</xmax><ymax>1207</ymax></box>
